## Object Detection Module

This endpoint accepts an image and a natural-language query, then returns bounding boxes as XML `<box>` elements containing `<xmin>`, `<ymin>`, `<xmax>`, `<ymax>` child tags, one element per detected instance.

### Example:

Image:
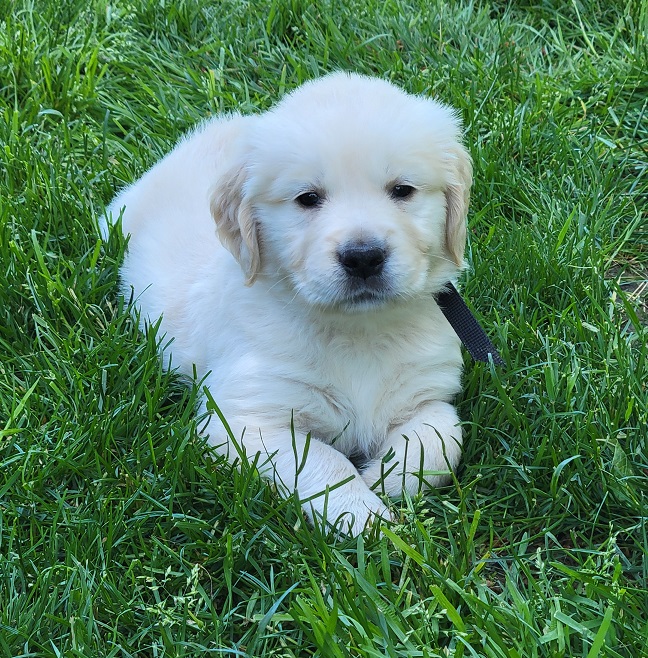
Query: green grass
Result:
<box><xmin>1</xmin><ymin>0</ymin><xmax>647</xmax><ymax>655</ymax></box>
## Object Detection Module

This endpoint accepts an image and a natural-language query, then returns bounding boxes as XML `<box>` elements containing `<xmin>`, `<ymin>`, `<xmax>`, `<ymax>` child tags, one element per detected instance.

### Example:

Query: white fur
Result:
<box><xmin>101</xmin><ymin>73</ymin><xmax>472</xmax><ymax>535</ymax></box>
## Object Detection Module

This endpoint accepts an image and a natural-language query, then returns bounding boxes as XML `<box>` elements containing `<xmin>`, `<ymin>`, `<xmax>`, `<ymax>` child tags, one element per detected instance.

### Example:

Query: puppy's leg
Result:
<box><xmin>269</xmin><ymin>433</ymin><xmax>393</xmax><ymax>535</ymax></box>
<box><xmin>204</xmin><ymin>412</ymin><xmax>391</xmax><ymax>536</ymax></box>
<box><xmin>360</xmin><ymin>401</ymin><xmax>462</xmax><ymax>498</ymax></box>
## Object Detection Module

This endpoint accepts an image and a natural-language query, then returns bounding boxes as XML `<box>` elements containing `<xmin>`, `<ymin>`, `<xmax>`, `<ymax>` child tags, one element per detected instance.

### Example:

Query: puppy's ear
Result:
<box><xmin>210</xmin><ymin>164</ymin><xmax>261</xmax><ymax>285</ymax></box>
<box><xmin>444</xmin><ymin>143</ymin><xmax>472</xmax><ymax>267</ymax></box>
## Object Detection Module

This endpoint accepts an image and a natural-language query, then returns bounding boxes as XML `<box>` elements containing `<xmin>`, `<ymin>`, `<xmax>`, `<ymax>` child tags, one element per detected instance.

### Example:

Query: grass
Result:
<box><xmin>1</xmin><ymin>0</ymin><xmax>647</xmax><ymax>655</ymax></box>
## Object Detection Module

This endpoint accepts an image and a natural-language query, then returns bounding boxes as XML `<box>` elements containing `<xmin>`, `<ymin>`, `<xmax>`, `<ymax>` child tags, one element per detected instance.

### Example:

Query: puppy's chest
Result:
<box><xmin>298</xmin><ymin>348</ymin><xmax>428</xmax><ymax>451</ymax></box>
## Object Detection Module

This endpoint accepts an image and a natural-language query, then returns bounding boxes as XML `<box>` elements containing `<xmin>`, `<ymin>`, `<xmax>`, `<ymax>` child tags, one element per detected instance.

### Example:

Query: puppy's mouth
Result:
<box><xmin>338</xmin><ymin>276</ymin><xmax>395</xmax><ymax>309</ymax></box>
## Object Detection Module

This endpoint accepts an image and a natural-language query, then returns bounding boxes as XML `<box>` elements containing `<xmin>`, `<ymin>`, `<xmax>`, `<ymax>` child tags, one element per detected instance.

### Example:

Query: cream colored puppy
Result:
<box><xmin>102</xmin><ymin>73</ymin><xmax>472</xmax><ymax>535</ymax></box>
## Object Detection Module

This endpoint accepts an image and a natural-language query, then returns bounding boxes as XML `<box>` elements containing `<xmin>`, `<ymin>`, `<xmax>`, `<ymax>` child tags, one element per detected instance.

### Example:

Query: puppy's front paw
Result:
<box><xmin>307</xmin><ymin>481</ymin><xmax>393</xmax><ymax>536</ymax></box>
<box><xmin>360</xmin><ymin>458</ymin><xmax>408</xmax><ymax>498</ymax></box>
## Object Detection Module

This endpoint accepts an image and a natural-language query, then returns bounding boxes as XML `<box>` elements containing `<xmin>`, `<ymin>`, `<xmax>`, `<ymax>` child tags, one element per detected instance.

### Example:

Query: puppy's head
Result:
<box><xmin>211</xmin><ymin>73</ymin><xmax>472</xmax><ymax>309</ymax></box>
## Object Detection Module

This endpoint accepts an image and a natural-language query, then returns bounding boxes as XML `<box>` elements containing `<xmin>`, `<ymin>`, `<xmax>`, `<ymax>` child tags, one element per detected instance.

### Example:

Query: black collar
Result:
<box><xmin>436</xmin><ymin>282</ymin><xmax>505</xmax><ymax>366</ymax></box>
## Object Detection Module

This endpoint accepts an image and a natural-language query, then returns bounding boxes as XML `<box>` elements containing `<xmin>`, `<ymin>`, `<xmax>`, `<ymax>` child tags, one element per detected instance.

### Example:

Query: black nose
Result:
<box><xmin>337</xmin><ymin>244</ymin><xmax>387</xmax><ymax>279</ymax></box>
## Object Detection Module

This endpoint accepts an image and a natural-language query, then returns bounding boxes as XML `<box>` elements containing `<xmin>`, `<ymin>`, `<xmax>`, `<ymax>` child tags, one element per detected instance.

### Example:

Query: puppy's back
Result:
<box><xmin>102</xmin><ymin>114</ymin><xmax>254</xmax><ymax>373</ymax></box>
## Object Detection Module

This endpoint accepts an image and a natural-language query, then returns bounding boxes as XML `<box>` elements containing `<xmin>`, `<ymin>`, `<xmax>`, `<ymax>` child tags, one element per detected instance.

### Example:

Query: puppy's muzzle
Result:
<box><xmin>337</xmin><ymin>243</ymin><xmax>387</xmax><ymax>280</ymax></box>
<box><xmin>336</xmin><ymin>241</ymin><xmax>392</xmax><ymax>306</ymax></box>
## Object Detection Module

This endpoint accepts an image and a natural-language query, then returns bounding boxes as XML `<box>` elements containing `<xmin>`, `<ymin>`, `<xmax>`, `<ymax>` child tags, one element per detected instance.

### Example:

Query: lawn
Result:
<box><xmin>1</xmin><ymin>0</ymin><xmax>647</xmax><ymax>655</ymax></box>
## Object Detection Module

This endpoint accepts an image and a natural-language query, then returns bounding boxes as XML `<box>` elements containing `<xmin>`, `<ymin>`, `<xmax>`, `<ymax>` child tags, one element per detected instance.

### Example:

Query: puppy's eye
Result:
<box><xmin>296</xmin><ymin>191</ymin><xmax>322</xmax><ymax>208</ymax></box>
<box><xmin>390</xmin><ymin>184</ymin><xmax>415</xmax><ymax>200</ymax></box>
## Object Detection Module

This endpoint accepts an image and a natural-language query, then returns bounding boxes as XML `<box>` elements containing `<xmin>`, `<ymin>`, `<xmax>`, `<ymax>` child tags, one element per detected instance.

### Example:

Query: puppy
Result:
<box><xmin>101</xmin><ymin>73</ymin><xmax>472</xmax><ymax>535</ymax></box>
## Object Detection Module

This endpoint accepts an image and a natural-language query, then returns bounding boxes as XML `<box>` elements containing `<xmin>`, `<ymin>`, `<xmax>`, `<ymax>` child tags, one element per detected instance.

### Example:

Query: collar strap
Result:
<box><xmin>436</xmin><ymin>282</ymin><xmax>505</xmax><ymax>366</ymax></box>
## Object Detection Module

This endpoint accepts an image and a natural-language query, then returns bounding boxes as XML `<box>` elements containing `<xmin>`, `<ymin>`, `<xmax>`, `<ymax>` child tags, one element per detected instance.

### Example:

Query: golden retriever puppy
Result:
<box><xmin>101</xmin><ymin>73</ymin><xmax>472</xmax><ymax>535</ymax></box>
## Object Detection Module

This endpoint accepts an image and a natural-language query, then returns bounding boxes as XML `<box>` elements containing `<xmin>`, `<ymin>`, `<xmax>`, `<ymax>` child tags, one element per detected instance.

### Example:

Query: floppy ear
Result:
<box><xmin>210</xmin><ymin>163</ymin><xmax>261</xmax><ymax>285</ymax></box>
<box><xmin>444</xmin><ymin>142</ymin><xmax>472</xmax><ymax>267</ymax></box>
